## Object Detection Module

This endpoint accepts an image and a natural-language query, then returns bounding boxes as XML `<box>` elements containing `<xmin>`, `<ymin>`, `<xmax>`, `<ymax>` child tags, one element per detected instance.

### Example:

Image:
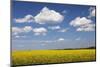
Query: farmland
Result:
<box><xmin>12</xmin><ymin>49</ymin><xmax>96</xmax><ymax>66</ymax></box>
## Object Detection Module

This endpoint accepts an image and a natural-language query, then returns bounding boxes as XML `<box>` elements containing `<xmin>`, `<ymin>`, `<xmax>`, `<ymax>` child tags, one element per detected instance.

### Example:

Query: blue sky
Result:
<box><xmin>12</xmin><ymin>1</ymin><xmax>96</xmax><ymax>50</ymax></box>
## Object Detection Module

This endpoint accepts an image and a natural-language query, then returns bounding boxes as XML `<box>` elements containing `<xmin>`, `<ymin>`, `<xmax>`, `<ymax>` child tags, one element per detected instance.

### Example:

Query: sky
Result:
<box><xmin>12</xmin><ymin>1</ymin><xmax>96</xmax><ymax>50</ymax></box>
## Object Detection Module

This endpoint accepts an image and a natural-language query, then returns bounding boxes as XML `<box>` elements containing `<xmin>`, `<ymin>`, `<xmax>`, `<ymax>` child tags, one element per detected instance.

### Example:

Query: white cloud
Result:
<box><xmin>76</xmin><ymin>24</ymin><xmax>95</xmax><ymax>31</ymax></box>
<box><xmin>75</xmin><ymin>37</ymin><xmax>81</xmax><ymax>41</ymax></box>
<box><xmin>34</xmin><ymin>7</ymin><xmax>64</xmax><ymax>24</ymax></box>
<box><xmin>48</xmin><ymin>26</ymin><xmax>68</xmax><ymax>32</ymax></box>
<box><xmin>12</xmin><ymin>27</ymin><xmax>23</xmax><ymax>35</ymax></box>
<box><xmin>62</xmin><ymin>10</ymin><xmax>67</xmax><ymax>14</ymax></box>
<box><xmin>23</xmin><ymin>26</ymin><xmax>33</xmax><ymax>32</ymax></box>
<box><xmin>91</xmin><ymin>9</ymin><xmax>95</xmax><ymax>17</ymax></box>
<box><xmin>38</xmin><ymin>40</ymin><xmax>56</xmax><ymax>43</ymax></box>
<box><xmin>15</xmin><ymin>35</ymin><xmax>20</xmax><ymax>38</ymax></box>
<box><xmin>14</xmin><ymin>7</ymin><xmax>64</xmax><ymax>24</ymax></box>
<box><xmin>58</xmin><ymin>28</ymin><xmax>68</xmax><ymax>32</ymax></box>
<box><xmin>44</xmin><ymin>40</ymin><xmax>55</xmax><ymax>43</ymax></box>
<box><xmin>12</xmin><ymin>26</ymin><xmax>32</xmax><ymax>35</ymax></box>
<box><xmin>58</xmin><ymin>38</ymin><xmax>65</xmax><ymax>41</ymax></box>
<box><xmin>70</xmin><ymin>17</ymin><xmax>95</xmax><ymax>32</ymax></box>
<box><xmin>48</xmin><ymin>26</ymin><xmax>61</xmax><ymax>30</ymax></box>
<box><xmin>14</xmin><ymin>35</ymin><xmax>26</xmax><ymax>38</ymax></box>
<box><xmin>88</xmin><ymin>7</ymin><xmax>96</xmax><ymax>18</ymax></box>
<box><xmin>12</xmin><ymin>26</ymin><xmax>48</xmax><ymax>36</ymax></box>
<box><xmin>70</xmin><ymin>17</ymin><xmax>92</xmax><ymax>27</ymax></box>
<box><xmin>14</xmin><ymin>15</ymin><xmax>34</xmax><ymax>23</ymax></box>
<box><xmin>41</xmin><ymin>44</ymin><xmax>47</xmax><ymax>46</ymax></box>
<box><xmin>33</xmin><ymin>27</ymin><xmax>47</xmax><ymax>36</ymax></box>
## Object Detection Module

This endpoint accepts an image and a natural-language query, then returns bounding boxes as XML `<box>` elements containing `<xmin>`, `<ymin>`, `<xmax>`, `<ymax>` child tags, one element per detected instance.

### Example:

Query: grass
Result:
<box><xmin>12</xmin><ymin>49</ymin><xmax>96</xmax><ymax>66</ymax></box>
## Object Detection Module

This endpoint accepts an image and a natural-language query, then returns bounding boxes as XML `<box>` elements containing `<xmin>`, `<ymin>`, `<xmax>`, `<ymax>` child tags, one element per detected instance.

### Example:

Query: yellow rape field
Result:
<box><xmin>12</xmin><ymin>49</ymin><xmax>96</xmax><ymax>66</ymax></box>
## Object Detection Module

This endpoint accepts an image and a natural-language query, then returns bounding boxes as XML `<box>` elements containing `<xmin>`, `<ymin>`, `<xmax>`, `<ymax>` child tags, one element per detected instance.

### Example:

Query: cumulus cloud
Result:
<box><xmin>41</xmin><ymin>44</ymin><xmax>47</xmax><ymax>46</ymax></box>
<box><xmin>33</xmin><ymin>27</ymin><xmax>47</xmax><ymax>36</ymax></box>
<box><xmin>48</xmin><ymin>26</ymin><xmax>61</xmax><ymax>30</ymax></box>
<box><xmin>12</xmin><ymin>26</ymin><xmax>48</xmax><ymax>36</ymax></box>
<box><xmin>23</xmin><ymin>26</ymin><xmax>33</xmax><ymax>32</ymax></box>
<box><xmin>12</xmin><ymin>26</ymin><xmax>32</xmax><ymax>35</ymax></box>
<box><xmin>70</xmin><ymin>17</ymin><xmax>95</xmax><ymax>32</ymax></box>
<box><xmin>48</xmin><ymin>25</ymin><xmax>68</xmax><ymax>32</ymax></box>
<box><xmin>76</xmin><ymin>24</ymin><xmax>95</xmax><ymax>31</ymax></box>
<box><xmin>15</xmin><ymin>35</ymin><xmax>20</xmax><ymax>38</ymax></box>
<box><xmin>58</xmin><ymin>28</ymin><xmax>68</xmax><ymax>32</ymax></box>
<box><xmin>88</xmin><ymin>7</ymin><xmax>96</xmax><ymax>18</ymax></box>
<box><xmin>91</xmin><ymin>9</ymin><xmax>95</xmax><ymax>17</ymax></box>
<box><xmin>75</xmin><ymin>37</ymin><xmax>81</xmax><ymax>41</ymax></box>
<box><xmin>14</xmin><ymin>7</ymin><xmax>64</xmax><ymax>24</ymax></box>
<box><xmin>58</xmin><ymin>38</ymin><xmax>65</xmax><ymax>41</ymax></box>
<box><xmin>70</xmin><ymin>17</ymin><xmax>92</xmax><ymax>27</ymax></box>
<box><xmin>14</xmin><ymin>15</ymin><xmax>34</xmax><ymax>23</ymax></box>
<box><xmin>12</xmin><ymin>27</ymin><xmax>23</xmax><ymax>35</ymax></box>
<box><xmin>62</xmin><ymin>10</ymin><xmax>67</xmax><ymax>14</ymax></box>
<box><xmin>34</xmin><ymin>7</ymin><xmax>64</xmax><ymax>24</ymax></box>
<box><xmin>14</xmin><ymin>35</ymin><xmax>26</xmax><ymax>38</ymax></box>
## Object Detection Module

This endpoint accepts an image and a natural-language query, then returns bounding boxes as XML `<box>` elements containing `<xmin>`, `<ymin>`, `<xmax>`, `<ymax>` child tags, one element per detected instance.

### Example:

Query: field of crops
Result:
<box><xmin>12</xmin><ymin>49</ymin><xmax>96</xmax><ymax>66</ymax></box>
